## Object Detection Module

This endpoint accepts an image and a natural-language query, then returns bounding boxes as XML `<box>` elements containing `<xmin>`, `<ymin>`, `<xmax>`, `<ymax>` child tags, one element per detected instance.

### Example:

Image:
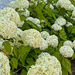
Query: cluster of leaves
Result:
<box><xmin>0</xmin><ymin>0</ymin><xmax>75</xmax><ymax>75</ymax></box>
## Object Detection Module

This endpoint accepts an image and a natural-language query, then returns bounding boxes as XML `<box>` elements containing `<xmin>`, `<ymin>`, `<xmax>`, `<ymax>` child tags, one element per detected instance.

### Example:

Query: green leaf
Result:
<box><xmin>2</xmin><ymin>41</ymin><xmax>11</xmax><ymax>54</ymax></box>
<box><xmin>62</xmin><ymin>58</ymin><xmax>72</xmax><ymax>74</ymax></box>
<box><xmin>21</xmin><ymin>69</ymin><xmax>27</xmax><ymax>75</ymax></box>
<box><xmin>20</xmin><ymin>15</ymin><xmax>26</xmax><ymax>21</ymax></box>
<box><xmin>72</xmin><ymin>53</ymin><xmax>75</xmax><ymax>60</ymax></box>
<box><xmin>11</xmin><ymin>58</ymin><xmax>18</xmax><ymax>69</ymax></box>
<box><xmin>18</xmin><ymin>46</ymin><xmax>30</xmax><ymax>65</ymax></box>
<box><xmin>26</xmin><ymin>58</ymin><xmax>35</xmax><ymax>65</ymax></box>
<box><xmin>72</xmin><ymin>28</ymin><xmax>75</xmax><ymax>33</ymax></box>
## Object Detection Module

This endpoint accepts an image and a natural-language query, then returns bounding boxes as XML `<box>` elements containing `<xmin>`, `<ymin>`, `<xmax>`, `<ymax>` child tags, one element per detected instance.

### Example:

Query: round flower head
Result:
<box><xmin>63</xmin><ymin>40</ymin><xmax>73</xmax><ymax>48</ymax></box>
<box><xmin>22</xmin><ymin>29</ymin><xmax>42</xmax><ymax>48</ymax></box>
<box><xmin>66</xmin><ymin>22</ymin><xmax>73</xmax><ymax>27</ymax></box>
<box><xmin>0</xmin><ymin>17</ymin><xmax>17</xmax><ymax>39</ymax></box>
<box><xmin>56</xmin><ymin>0</ymin><xmax>75</xmax><ymax>10</ymax></box>
<box><xmin>9</xmin><ymin>0</ymin><xmax>29</xmax><ymax>9</ymax></box>
<box><xmin>41</xmin><ymin>31</ymin><xmax>49</xmax><ymax>39</ymax></box>
<box><xmin>51</xmin><ymin>24</ymin><xmax>62</xmax><ymax>31</ymax></box>
<box><xmin>27</xmin><ymin>52</ymin><xmax>62</xmax><ymax>75</ymax></box>
<box><xmin>40</xmin><ymin>38</ymin><xmax>48</xmax><ymax>50</ymax></box>
<box><xmin>17</xmin><ymin>20</ymin><xmax>24</xmax><ymax>27</ymax></box>
<box><xmin>0</xmin><ymin>52</ymin><xmax>10</xmax><ymax>75</ymax></box>
<box><xmin>46</xmin><ymin>35</ymin><xmax>58</xmax><ymax>47</ymax></box>
<box><xmin>0</xmin><ymin>7</ymin><xmax>20</xmax><ymax>24</ymax></box>
<box><xmin>55</xmin><ymin>16</ymin><xmax>66</xmax><ymax>26</ymax></box>
<box><xmin>50</xmin><ymin>4</ymin><xmax>54</xmax><ymax>10</ymax></box>
<box><xmin>72</xmin><ymin>10</ymin><xmax>75</xmax><ymax>17</ymax></box>
<box><xmin>59</xmin><ymin>46</ymin><xmax>74</xmax><ymax>58</ymax></box>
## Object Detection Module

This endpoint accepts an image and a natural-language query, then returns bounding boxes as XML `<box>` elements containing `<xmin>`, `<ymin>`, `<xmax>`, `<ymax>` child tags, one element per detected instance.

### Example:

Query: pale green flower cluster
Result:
<box><xmin>27</xmin><ymin>52</ymin><xmax>62</xmax><ymax>75</ymax></box>
<box><xmin>22</xmin><ymin>29</ymin><xmax>42</xmax><ymax>48</ymax></box>
<box><xmin>8</xmin><ymin>0</ymin><xmax>29</xmax><ymax>9</ymax></box>
<box><xmin>0</xmin><ymin>52</ymin><xmax>10</xmax><ymax>75</ymax></box>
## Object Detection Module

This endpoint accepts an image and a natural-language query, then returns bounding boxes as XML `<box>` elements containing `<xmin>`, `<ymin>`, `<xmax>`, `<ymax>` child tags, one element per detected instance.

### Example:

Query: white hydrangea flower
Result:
<box><xmin>40</xmin><ymin>39</ymin><xmax>48</xmax><ymax>50</ymax></box>
<box><xmin>26</xmin><ymin>17</ymin><xmax>41</xmax><ymax>27</ymax></box>
<box><xmin>51</xmin><ymin>24</ymin><xmax>62</xmax><ymax>31</ymax></box>
<box><xmin>56</xmin><ymin>0</ymin><xmax>75</xmax><ymax>10</ymax></box>
<box><xmin>72</xmin><ymin>10</ymin><xmax>75</xmax><ymax>17</ymax></box>
<box><xmin>55</xmin><ymin>16</ymin><xmax>66</xmax><ymax>26</ymax></box>
<box><xmin>41</xmin><ymin>31</ymin><xmax>49</xmax><ymax>39</ymax></box>
<box><xmin>27</xmin><ymin>52</ymin><xmax>62</xmax><ymax>75</ymax></box>
<box><xmin>14</xmin><ymin>28</ymin><xmax>23</xmax><ymax>47</ymax></box>
<box><xmin>0</xmin><ymin>7</ymin><xmax>20</xmax><ymax>24</ymax></box>
<box><xmin>63</xmin><ymin>40</ymin><xmax>73</xmax><ymax>48</ymax></box>
<box><xmin>46</xmin><ymin>35</ymin><xmax>58</xmax><ymax>47</ymax></box>
<box><xmin>50</xmin><ymin>4</ymin><xmax>54</xmax><ymax>10</ymax></box>
<box><xmin>66</xmin><ymin>22</ymin><xmax>73</xmax><ymax>27</ymax></box>
<box><xmin>0</xmin><ymin>38</ymin><xmax>5</xmax><ymax>50</ymax></box>
<box><xmin>22</xmin><ymin>29</ymin><xmax>42</xmax><ymax>48</ymax></box>
<box><xmin>73</xmin><ymin>40</ymin><xmax>75</xmax><ymax>49</ymax></box>
<box><xmin>70</xmin><ymin>16</ymin><xmax>75</xmax><ymax>21</ymax></box>
<box><xmin>59</xmin><ymin>46</ymin><xmax>74</xmax><ymax>58</ymax></box>
<box><xmin>19</xmin><ymin>9</ymin><xmax>30</xmax><ymax>17</ymax></box>
<box><xmin>0</xmin><ymin>17</ymin><xmax>17</xmax><ymax>39</ymax></box>
<box><xmin>8</xmin><ymin>0</ymin><xmax>29</xmax><ymax>9</ymax></box>
<box><xmin>0</xmin><ymin>52</ymin><xmax>10</xmax><ymax>75</ymax></box>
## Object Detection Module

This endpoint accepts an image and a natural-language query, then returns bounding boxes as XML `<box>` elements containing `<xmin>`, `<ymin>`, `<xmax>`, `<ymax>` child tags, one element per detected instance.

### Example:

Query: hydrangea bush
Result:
<box><xmin>0</xmin><ymin>0</ymin><xmax>75</xmax><ymax>75</ymax></box>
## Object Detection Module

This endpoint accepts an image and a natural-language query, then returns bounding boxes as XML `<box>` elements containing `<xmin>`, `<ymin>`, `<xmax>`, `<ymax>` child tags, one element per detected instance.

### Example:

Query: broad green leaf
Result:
<box><xmin>11</xmin><ymin>58</ymin><xmax>18</xmax><ymax>69</ymax></box>
<box><xmin>72</xmin><ymin>53</ymin><xmax>75</xmax><ymax>60</ymax></box>
<box><xmin>21</xmin><ymin>69</ymin><xmax>27</xmax><ymax>75</ymax></box>
<box><xmin>62</xmin><ymin>58</ymin><xmax>72</xmax><ymax>74</ymax></box>
<box><xmin>2</xmin><ymin>41</ymin><xmax>11</xmax><ymax>54</ymax></box>
<box><xmin>20</xmin><ymin>15</ymin><xmax>26</xmax><ymax>21</ymax></box>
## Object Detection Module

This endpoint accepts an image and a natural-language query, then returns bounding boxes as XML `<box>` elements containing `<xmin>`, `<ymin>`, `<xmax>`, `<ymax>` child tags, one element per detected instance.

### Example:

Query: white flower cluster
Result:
<box><xmin>73</xmin><ymin>40</ymin><xmax>75</xmax><ymax>49</ymax></box>
<box><xmin>63</xmin><ymin>40</ymin><xmax>73</xmax><ymax>48</ymax></box>
<box><xmin>50</xmin><ymin>4</ymin><xmax>54</xmax><ymax>10</ymax></box>
<box><xmin>17</xmin><ymin>20</ymin><xmax>24</xmax><ymax>27</ymax></box>
<box><xmin>66</xmin><ymin>22</ymin><xmax>73</xmax><ymax>27</ymax></box>
<box><xmin>14</xmin><ymin>28</ymin><xmax>23</xmax><ymax>47</ymax></box>
<box><xmin>40</xmin><ymin>38</ymin><xmax>48</xmax><ymax>50</ymax></box>
<box><xmin>56</xmin><ymin>0</ymin><xmax>75</xmax><ymax>10</ymax></box>
<box><xmin>27</xmin><ymin>52</ymin><xmax>62</xmax><ymax>75</ymax></box>
<box><xmin>26</xmin><ymin>17</ymin><xmax>41</xmax><ymax>27</ymax></box>
<box><xmin>51</xmin><ymin>24</ymin><xmax>62</xmax><ymax>31</ymax></box>
<box><xmin>0</xmin><ymin>7</ymin><xmax>20</xmax><ymax>24</ymax></box>
<box><xmin>0</xmin><ymin>17</ymin><xmax>17</xmax><ymax>39</ymax></box>
<box><xmin>22</xmin><ymin>29</ymin><xmax>42</xmax><ymax>48</ymax></box>
<box><xmin>8</xmin><ymin>0</ymin><xmax>29</xmax><ymax>9</ymax></box>
<box><xmin>0</xmin><ymin>38</ymin><xmax>5</xmax><ymax>50</ymax></box>
<box><xmin>0</xmin><ymin>52</ymin><xmax>10</xmax><ymax>75</ymax></box>
<box><xmin>59</xmin><ymin>46</ymin><xmax>74</xmax><ymax>58</ymax></box>
<box><xmin>46</xmin><ymin>35</ymin><xmax>58</xmax><ymax>47</ymax></box>
<box><xmin>72</xmin><ymin>10</ymin><xmax>75</xmax><ymax>17</ymax></box>
<box><xmin>40</xmin><ymin>31</ymin><xmax>49</xmax><ymax>39</ymax></box>
<box><xmin>51</xmin><ymin>16</ymin><xmax>66</xmax><ymax>31</ymax></box>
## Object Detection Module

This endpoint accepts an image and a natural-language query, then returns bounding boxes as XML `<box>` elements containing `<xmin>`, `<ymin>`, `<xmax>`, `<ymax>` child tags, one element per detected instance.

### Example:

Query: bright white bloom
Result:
<box><xmin>0</xmin><ymin>38</ymin><xmax>5</xmax><ymax>50</ymax></box>
<box><xmin>50</xmin><ymin>4</ymin><xmax>54</xmax><ymax>10</ymax></box>
<box><xmin>26</xmin><ymin>17</ymin><xmax>41</xmax><ymax>27</ymax></box>
<box><xmin>19</xmin><ymin>9</ymin><xmax>30</xmax><ymax>17</ymax></box>
<box><xmin>46</xmin><ymin>35</ymin><xmax>58</xmax><ymax>47</ymax></box>
<box><xmin>51</xmin><ymin>24</ymin><xmax>62</xmax><ymax>31</ymax></box>
<box><xmin>8</xmin><ymin>0</ymin><xmax>29</xmax><ymax>9</ymax></box>
<box><xmin>0</xmin><ymin>7</ymin><xmax>20</xmax><ymax>24</ymax></box>
<box><xmin>40</xmin><ymin>39</ymin><xmax>48</xmax><ymax>50</ymax></box>
<box><xmin>63</xmin><ymin>40</ymin><xmax>73</xmax><ymax>48</ymax></box>
<box><xmin>0</xmin><ymin>17</ymin><xmax>17</xmax><ymax>39</ymax></box>
<box><xmin>70</xmin><ymin>16</ymin><xmax>75</xmax><ymax>21</ymax></box>
<box><xmin>56</xmin><ymin>0</ymin><xmax>75</xmax><ymax>10</ymax></box>
<box><xmin>73</xmin><ymin>40</ymin><xmax>75</xmax><ymax>49</ymax></box>
<box><xmin>66</xmin><ymin>22</ymin><xmax>73</xmax><ymax>27</ymax></box>
<box><xmin>72</xmin><ymin>10</ymin><xmax>75</xmax><ymax>17</ymax></box>
<box><xmin>0</xmin><ymin>52</ymin><xmax>10</xmax><ymax>75</ymax></box>
<box><xmin>41</xmin><ymin>31</ymin><xmax>49</xmax><ymax>39</ymax></box>
<box><xmin>59</xmin><ymin>46</ymin><xmax>74</xmax><ymax>58</ymax></box>
<box><xmin>27</xmin><ymin>52</ymin><xmax>62</xmax><ymax>75</ymax></box>
<box><xmin>14</xmin><ymin>28</ymin><xmax>23</xmax><ymax>47</ymax></box>
<box><xmin>55</xmin><ymin>16</ymin><xmax>66</xmax><ymax>26</ymax></box>
<box><xmin>22</xmin><ymin>29</ymin><xmax>42</xmax><ymax>48</ymax></box>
